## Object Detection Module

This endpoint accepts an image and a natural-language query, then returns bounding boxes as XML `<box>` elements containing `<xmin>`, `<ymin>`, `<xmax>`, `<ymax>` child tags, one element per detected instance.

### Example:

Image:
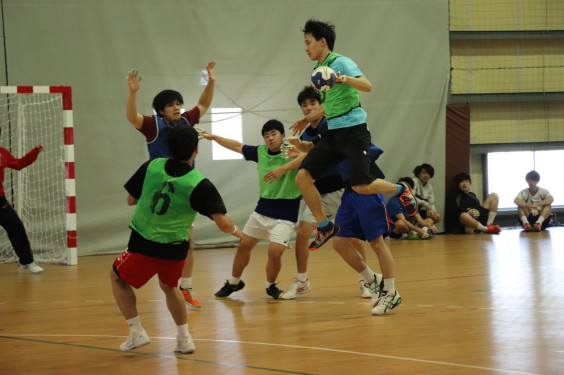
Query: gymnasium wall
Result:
<box><xmin>448</xmin><ymin>0</ymin><xmax>564</xmax><ymax>197</ymax></box>
<box><xmin>0</xmin><ymin>0</ymin><xmax>449</xmax><ymax>255</ymax></box>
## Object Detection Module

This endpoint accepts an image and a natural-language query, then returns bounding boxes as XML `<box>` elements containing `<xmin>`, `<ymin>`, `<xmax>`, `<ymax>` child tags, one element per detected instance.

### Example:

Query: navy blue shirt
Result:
<box><xmin>242</xmin><ymin>145</ymin><xmax>300</xmax><ymax>222</ymax></box>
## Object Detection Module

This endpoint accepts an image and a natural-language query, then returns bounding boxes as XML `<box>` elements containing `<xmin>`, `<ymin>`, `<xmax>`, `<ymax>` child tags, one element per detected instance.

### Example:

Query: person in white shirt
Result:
<box><xmin>412</xmin><ymin>164</ymin><xmax>441</xmax><ymax>224</ymax></box>
<box><xmin>514</xmin><ymin>170</ymin><xmax>553</xmax><ymax>232</ymax></box>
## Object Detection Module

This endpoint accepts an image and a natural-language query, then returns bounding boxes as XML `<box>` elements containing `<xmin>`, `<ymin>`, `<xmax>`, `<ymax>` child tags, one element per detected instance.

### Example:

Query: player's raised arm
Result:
<box><xmin>335</xmin><ymin>73</ymin><xmax>372</xmax><ymax>92</ymax></box>
<box><xmin>201</xmin><ymin>131</ymin><xmax>243</xmax><ymax>154</ymax></box>
<box><xmin>126</xmin><ymin>69</ymin><xmax>144</xmax><ymax>129</ymax></box>
<box><xmin>197</xmin><ymin>61</ymin><xmax>216</xmax><ymax>117</ymax></box>
<box><xmin>289</xmin><ymin>105</ymin><xmax>325</xmax><ymax>136</ymax></box>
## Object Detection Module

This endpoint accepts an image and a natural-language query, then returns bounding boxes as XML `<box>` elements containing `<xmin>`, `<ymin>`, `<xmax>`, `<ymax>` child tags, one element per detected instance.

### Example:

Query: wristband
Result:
<box><xmin>231</xmin><ymin>225</ymin><xmax>238</xmax><ymax>234</ymax></box>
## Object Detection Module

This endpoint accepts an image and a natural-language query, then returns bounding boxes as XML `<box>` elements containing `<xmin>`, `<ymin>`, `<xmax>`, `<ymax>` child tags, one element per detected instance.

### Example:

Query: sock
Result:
<box><xmin>487</xmin><ymin>211</ymin><xmax>497</xmax><ymax>225</ymax></box>
<box><xmin>297</xmin><ymin>272</ymin><xmax>308</xmax><ymax>282</ymax></box>
<box><xmin>476</xmin><ymin>223</ymin><xmax>488</xmax><ymax>232</ymax></box>
<box><xmin>179</xmin><ymin>277</ymin><xmax>192</xmax><ymax>290</ymax></box>
<box><xmin>360</xmin><ymin>266</ymin><xmax>375</xmax><ymax>283</ymax></box>
<box><xmin>265</xmin><ymin>281</ymin><xmax>275</xmax><ymax>288</ymax></box>
<box><xmin>383</xmin><ymin>278</ymin><xmax>395</xmax><ymax>293</ymax></box>
<box><xmin>177</xmin><ymin>323</ymin><xmax>189</xmax><ymax>338</ymax></box>
<box><xmin>317</xmin><ymin>219</ymin><xmax>329</xmax><ymax>229</ymax></box>
<box><xmin>521</xmin><ymin>216</ymin><xmax>529</xmax><ymax>225</ymax></box>
<box><xmin>395</xmin><ymin>184</ymin><xmax>403</xmax><ymax>195</ymax></box>
<box><xmin>536</xmin><ymin>216</ymin><xmax>545</xmax><ymax>225</ymax></box>
<box><xmin>229</xmin><ymin>276</ymin><xmax>241</xmax><ymax>285</ymax></box>
<box><xmin>126</xmin><ymin>316</ymin><xmax>143</xmax><ymax>333</ymax></box>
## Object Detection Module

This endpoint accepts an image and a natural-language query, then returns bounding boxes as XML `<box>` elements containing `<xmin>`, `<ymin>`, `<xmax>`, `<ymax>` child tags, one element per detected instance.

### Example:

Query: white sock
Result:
<box><xmin>179</xmin><ymin>277</ymin><xmax>192</xmax><ymax>290</ymax></box>
<box><xmin>383</xmin><ymin>278</ymin><xmax>395</xmax><ymax>293</ymax></box>
<box><xmin>297</xmin><ymin>272</ymin><xmax>308</xmax><ymax>282</ymax></box>
<box><xmin>360</xmin><ymin>266</ymin><xmax>375</xmax><ymax>283</ymax></box>
<box><xmin>536</xmin><ymin>216</ymin><xmax>545</xmax><ymax>225</ymax></box>
<box><xmin>476</xmin><ymin>223</ymin><xmax>488</xmax><ymax>232</ymax></box>
<box><xmin>229</xmin><ymin>276</ymin><xmax>241</xmax><ymax>285</ymax></box>
<box><xmin>265</xmin><ymin>281</ymin><xmax>275</xmax><ymax>288</ymax></box>
<box><xmin>521</xmin><ymin>216</ymin><xmax>529</xmax><ymax>225</ymax></box>
<box><xmin>126</xmin><ymin>316</ymin><xmax>143</xmax><ymax>334</ymax></box>
<box><xmin>487</xmin><ymin>211</ymin><xmax>497</xmax><ymax>225</ymax></box>
<box><xmin>177</xmin><ymin>323</ymin><xmax>189</xmax><ymax>338</ymax></box>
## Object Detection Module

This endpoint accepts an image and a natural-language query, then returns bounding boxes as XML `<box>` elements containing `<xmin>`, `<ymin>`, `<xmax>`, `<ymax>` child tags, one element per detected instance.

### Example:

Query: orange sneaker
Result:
<box><xmin>533</xmin><ymin>223</ymin><xmax>542</xmax><ymax>232</ymax></box>
<box><xmin>485</xmin><ymin>223</ymin><xmax>501</xmax><ymax>234</ymax></box>
<box><xmin>523</xmin><ymin>223</ymin><xmax>533</xmax><ymax>232</ymax></box>
<box><xmin>180</xmin><ymin>287</ymin><xmax>202</xmax><ymax>309</ymax></box>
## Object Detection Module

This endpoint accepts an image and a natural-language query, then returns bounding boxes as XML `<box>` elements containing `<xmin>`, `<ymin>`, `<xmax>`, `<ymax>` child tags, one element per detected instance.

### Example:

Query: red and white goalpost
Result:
<box><xmin>0</xmin><ymin>86</ymin><xmax>77</xmax><ymax>265</ymax></box>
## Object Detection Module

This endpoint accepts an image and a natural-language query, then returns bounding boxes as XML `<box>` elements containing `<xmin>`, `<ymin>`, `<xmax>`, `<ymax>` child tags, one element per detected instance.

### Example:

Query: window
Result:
<box><xmin>211</xmin><ymin>108</ymin><xmax>243</xmax><ymax>160</ymax></box>
<box><xmin>487</xmin><ymin>150</ymin><xmax>564</xmax><ymax>209</ymax></box>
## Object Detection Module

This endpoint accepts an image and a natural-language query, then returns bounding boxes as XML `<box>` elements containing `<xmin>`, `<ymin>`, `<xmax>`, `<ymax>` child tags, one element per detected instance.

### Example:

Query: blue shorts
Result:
<box><xmin>335</xmin><ymin>191</ymin><xmax>389</xmax><ymax>242</ymax></box>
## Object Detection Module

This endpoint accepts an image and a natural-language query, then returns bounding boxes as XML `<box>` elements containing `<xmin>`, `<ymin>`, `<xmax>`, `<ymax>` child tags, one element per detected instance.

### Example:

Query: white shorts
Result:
<box><xmin>243</xmin><ymin>211</ymin><xmax>295</xmax><ymax>247</ymax></box>
<box><xmin>299</xmin><ymin>189</ymin><xmax>344</xmax><ymax>225</ymax></box>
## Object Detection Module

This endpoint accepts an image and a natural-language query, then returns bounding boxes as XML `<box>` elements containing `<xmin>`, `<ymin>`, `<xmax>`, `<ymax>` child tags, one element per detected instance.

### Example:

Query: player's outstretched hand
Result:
<box><xmin>36</xmin><ymin>144</ymin><xmax>44</xmax><ymax>152</ymax></box>
<box><xmin>200</xmin><ymin>130</ymin><xmax>215</xmax><ymax>140</ymax></box>
<box><xmin>206</xmin><ymin>61</ymin><xmax>216</xmax><ymax>82</ymax></box>
<box><xmin>127</xmin><ymin>69</ymin><xmax>142</xmax><ymax>93</ymax></box>
<box><xmin>290</xmin><ymin>118</ymin><xmax>308</xmax><ymax>136</ymax></box>
<box><xmin>264</xmin><ymin>166</ymin><xmax>285</xmax><ymax>183</ymax></box>
<box><xmin>286</xmin><ymin>146</ymin><xmax>301</xmax><ymax>159</ymax></box>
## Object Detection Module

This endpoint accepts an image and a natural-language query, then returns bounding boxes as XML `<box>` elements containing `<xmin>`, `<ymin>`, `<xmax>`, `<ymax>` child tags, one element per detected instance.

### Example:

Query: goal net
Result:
<box><xmin>0</xmin><ymin>86</ymin><xmax>76</xmax><ymax>265</ymax></box>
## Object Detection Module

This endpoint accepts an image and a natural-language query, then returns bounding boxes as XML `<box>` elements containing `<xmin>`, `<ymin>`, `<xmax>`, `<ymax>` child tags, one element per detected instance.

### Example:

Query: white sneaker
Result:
<box><xmin>364</xmin><ymin>273</ymin><xmax>383</xmax><ymax>301</ymax></box>
<box><xmin>371</xmin><ymin>290</ymin><xmax>402</xmax><ymax>315</ymax></box>
<box><xmin>281</xmin><ymin>278</ymin><xmax>312</xmax><ymax>300</ymax></box>
<box><xmin>120</xmin><ymin>329</ymin><xmax>150</xmax><ymax>351</ymax></box>
<box><xmin>18</xmin><ymin>261</ymin><xmax>44</xmax><ymax>274</ymax></box>
<box><xmin>174</xmin><ymin>334</ymin><xmax>196</xmax><ymax>354</ymax></box>
<box><xmin>359</xmin><ymin>280</ymin><xmax>371</xmax><ymax>298</ymax></box>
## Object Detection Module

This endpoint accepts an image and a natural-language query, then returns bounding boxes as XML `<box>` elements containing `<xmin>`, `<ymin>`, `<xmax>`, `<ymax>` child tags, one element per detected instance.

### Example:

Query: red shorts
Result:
<box><xmin>113</xmin><ymin>249</ymin><xmax>185</xmax><ymax>289</ymax></box>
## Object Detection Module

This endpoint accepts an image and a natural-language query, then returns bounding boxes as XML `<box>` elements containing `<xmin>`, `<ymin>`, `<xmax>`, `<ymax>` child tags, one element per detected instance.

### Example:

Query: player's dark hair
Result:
<box><xmin>454</xmin><ymin>172</ymin><xmax>471</xmax><ymax>186</ymax></box>
<box><xmin>152</xmin><ymin>90</ymin><xmax>184</xmax><ymax>116</ymax></box>
<box><xmin>525</xmin><ymin>170</ymin><xmax>540</xmax><ymax>182</ymax></box>
<box><xmin>302</xmin><ymin>18</ymin><xmax>336</xmax><ymax>51</ymax></box>
<box><xmin>297</xmin><ymin>85</ymin><xmax>322</xmax><ymax>106</ymax></box>
<box><xmin>413</xmin><ymin>163</ymin><xmax>435</xmax><ymax>178</ymax></box>
<box><xmin>261</xmin><ymin>119</ymin><xmax>285</xmax><ymax>136</ymax></box>
<box><xmin>164</xmin><ymin>125</ymin><xmax>199</xmax><ymax>161</ymax></box>
<box><xmin>397</xmin><ymin>177</ymin><xmax>414</xmax><ymax>190</ymax></box>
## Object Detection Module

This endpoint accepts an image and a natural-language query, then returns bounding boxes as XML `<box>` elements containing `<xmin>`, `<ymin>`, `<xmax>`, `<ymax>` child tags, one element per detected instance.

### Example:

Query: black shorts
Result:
<box><xmin>300</xmin><ymin>123</ymin><xmax>373</xmax><ymax>186</ymax></box>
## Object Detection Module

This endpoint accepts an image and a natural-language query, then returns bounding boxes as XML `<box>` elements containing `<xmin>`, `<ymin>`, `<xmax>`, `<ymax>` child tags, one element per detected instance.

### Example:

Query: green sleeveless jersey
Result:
<box><xmin>130</xmin><ymin>158</ymin><xmax>205</xmax><ymax>244</ymax></box>
<box><xmin>257</xmin><ymin>145</ymin><xmax>301</xmax><ymax>200</ymax></box>
<box><xmin>314</xmin><ymin>53</ymin><xmax>360</xmax><ymax>119</ymax></box>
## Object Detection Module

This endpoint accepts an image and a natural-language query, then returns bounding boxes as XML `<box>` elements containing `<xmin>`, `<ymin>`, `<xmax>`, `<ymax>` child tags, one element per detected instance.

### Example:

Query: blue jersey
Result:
<box><xmin>147</xmin><ymin>116</ymin><xmax>191</xmax><ymax>159</ymax></box>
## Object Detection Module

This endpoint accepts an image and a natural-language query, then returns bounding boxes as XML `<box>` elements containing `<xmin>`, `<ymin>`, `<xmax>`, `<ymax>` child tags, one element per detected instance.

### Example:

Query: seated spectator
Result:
<box><xmin>445</xmin><ymin>173</ymin><xmax>501</xmax><ymax>234</ymax></box>
<box><xmin>514</xmin><ymin>170</ymin><xmax>553</xmax><ymax>232</ymax></box>
<box><xmin>412</xmin><ymin>163</ymin><xmax>441</xmax><ymax>224</ymax></box>
<box><xmin>387</xmin><ymin>177</ymin><xmax>436</xmax><ymax>240</ymax></box>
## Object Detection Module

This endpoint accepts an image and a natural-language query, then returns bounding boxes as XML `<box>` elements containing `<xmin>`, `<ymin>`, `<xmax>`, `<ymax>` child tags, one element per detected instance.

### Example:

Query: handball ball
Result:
<box><xmin>311</xmin><ymin>66</ymin><xmax>337</xmax><ymax>92</ymax></box>
<box><xmin>422</xmin><ymin>226</ymin><xmax>434</xmax><ymax>240</ymax></box>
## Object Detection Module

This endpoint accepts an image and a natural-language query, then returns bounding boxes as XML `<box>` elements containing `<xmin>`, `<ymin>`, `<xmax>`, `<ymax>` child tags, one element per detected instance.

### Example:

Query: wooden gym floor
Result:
<box><xmin>1</xmin><ymin>227</ymin><xmax>563</xmax><ymax>375</ymax></box>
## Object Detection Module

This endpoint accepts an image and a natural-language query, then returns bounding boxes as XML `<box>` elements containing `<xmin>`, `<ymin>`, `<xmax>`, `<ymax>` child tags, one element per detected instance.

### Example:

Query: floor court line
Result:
<box><xmin>0</xmin><ymin>333</ymin><xmax>540</xmax><ymax>375</ymax></box>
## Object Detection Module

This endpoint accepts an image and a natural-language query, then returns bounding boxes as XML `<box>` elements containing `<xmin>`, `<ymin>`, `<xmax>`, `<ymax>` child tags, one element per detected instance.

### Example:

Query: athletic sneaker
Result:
<box><xmin>359</xmin><ymin>280</ymin><xmax>372</xmax><ymax>298</ymax></box>
<box><xmin>174</xmin><ymin>334</ymin><xmax>196</xmax><ymax>354</ymax></box>
<box><xmin>523</xmin><ymin>223</ymin><xmax>533</xmax><ymax>232</ymax></box>
<box><xmin>407</xmin><ymin>231</ymin><xmax>420</xmax><ymax>240</ymax></box>
<box><xmin>371</xmin><ymin>290</ymin><xmax>402</xmax><ymax>315</ymax></box>
<box><xmin>18</xmin><ymin>261</ymin><xmax>44</xmax><ymax>274</ymax></box>
<box><xmin>180</xmin><ymin>287</ymin><xmax>202</xmax><ymax>309</ymax></box>
<box><xmin>364</xmin><ymin>273</ymin><xmax>383</xmax><ymax>299</ymax></box>
<box><xmin>485</xmin><ymin>223</ymin><xmax>501</xmax><ymax>234</ymax></box>
<box><xmin>266</xmin><ymin>283</ymin><xmax>284</xmax><ymax>300</ymax></box>
<box><xmin>215</xmin><ymin>280</ymin><xmax>245</xmax><ymax>297</ymax></box>
<box><xmin>397</xmin><ymin>182</ymin><xmax>418</xmax><ymax>217</ymax></box>
<box><xmin>120</xmin><ymin>329</ymin><xmax>150</xmax><ymax>351</ymax></box>
<box><xmin>309</xmin><ymin>221</ymin><xmax>340</xmax><ymax>251</ymax></box>
<box><xmin>533</xmin><ymin>223</ymin><xmax>542</xmax><ymax>232</ymax></box>
<box><xmin>281</xmin><ymin>279</ymin><xmax>311</xmax><ymax>300</ymax></box>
